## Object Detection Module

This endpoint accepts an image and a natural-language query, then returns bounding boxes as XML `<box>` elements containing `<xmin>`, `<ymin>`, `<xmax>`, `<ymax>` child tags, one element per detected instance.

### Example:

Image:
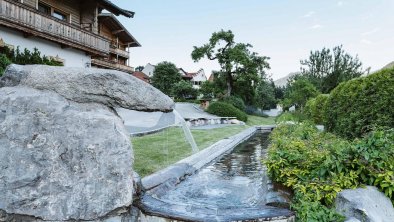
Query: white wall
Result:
<box><xmin>192</xmin><ymin>69</ymin><xmax>207</xmax><ymax>82</ymax></box>
<box><xmin>142</xmin><ymin>63</ymin><xmax>155</xmax><ymax>77</ymax></box>
<box><xmin>0</xmin><ymin>26</ymin><xmax>91</xmax><ymax>67</ymax></box>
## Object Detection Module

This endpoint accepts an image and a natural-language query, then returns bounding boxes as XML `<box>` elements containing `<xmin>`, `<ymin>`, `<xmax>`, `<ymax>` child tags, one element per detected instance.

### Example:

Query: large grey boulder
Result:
<box><xmin>0</xmin><ymin>65</ymin><xmax>175</xmax><ymax>221</ymax></box>
<box><xmin>1</xmin><ymin>64</ymin><xmax>174</xmax><ymax>112</ymax></box>
<box><xmin>0</xmin><ymin>87</ymin><xmax>133</xmax><ymax>220</ymax></box>
<box><xmin>335</xmin><ymin>186</ymin><xmax>394</xmax><ymax>222</ymax></box>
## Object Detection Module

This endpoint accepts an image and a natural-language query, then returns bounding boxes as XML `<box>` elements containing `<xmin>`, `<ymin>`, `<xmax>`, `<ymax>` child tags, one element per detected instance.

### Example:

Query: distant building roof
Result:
<box><xmin>132</xmin><ymin>71</ymin><xmax>150</xmax><ymax>83</ymax></box>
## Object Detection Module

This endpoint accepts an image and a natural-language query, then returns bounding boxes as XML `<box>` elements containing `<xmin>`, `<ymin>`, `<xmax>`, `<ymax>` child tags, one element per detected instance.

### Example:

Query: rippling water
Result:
<box><xmin>160</xmin><ymin>132</ymin><xmax>279</xmax><ymax>208</ymax></box>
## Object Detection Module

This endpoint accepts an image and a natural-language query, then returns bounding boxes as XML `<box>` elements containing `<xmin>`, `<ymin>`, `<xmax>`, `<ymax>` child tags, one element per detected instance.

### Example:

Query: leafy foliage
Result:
<box><xmin>304</xmin><ymin>94</ymin><xmax>329</xmax><ymax>124</ymax></box>
<box><xmin>255</xmin><ymin>79</ymin><xmax>277</xmax><ymax>110</ymax></box>
<box><xmin>282</xmin><ymin>78</ymin><xmax>319</xmax><ymax>110</ymax></box>
<box><xmin>199</xmin><ymin>81</ymin><xmax>218</xmax><ymax>99</ymax></box>
<box><xmin>206</xmin><ymin>101</ymin><xmax>248</xmax><ymax>122</ymax></box>
<box><xmin>0</xmin><ymin>54</ymin><xmax>11</xmax><ymax>76</ymax></box>
<box><xmin>151</xmin><ymin>61</ymin><xmax>182</xmax><ymax>95</ymax></box>
<box><xmin>220</xmin><ymin>95</ymin><xmax>246</xmax><ymax>111</ymax></box>
<box><xmin>192</xmin><ymin>30</ymin><xmax>270</xmax><ymax>97</ymax></box>
<box><xmin>135</xmin><ymin>65</ymin><xmax>144</xmax><ymax>71</ymax></box>
<box><xmin>172</xmin><ymin>80</ymin><xmax>198</xmax><ymax>100</ymax></box>
<box><xmin>275</xmin><ymin>111</ymin><xmax>307</xmax><ymax>123</ymax></box>
<box><xmin>266</xmin><ymin>123</ymin><xmax>394</xmax><ymax>221</ymax></box>
<box><xmin>0</xmin><ymin>47</ymin><xmax>62</xmax><ymax>76</ymax></box>
<box><xmin>324</xmin><ymin>67</ymin><xmax>394</xmax><ymax>139</ymax></box>
<box><xmin>300</xmin><ymin>45</ymin><xmax>364</xmax><ymax>93</ymax></box>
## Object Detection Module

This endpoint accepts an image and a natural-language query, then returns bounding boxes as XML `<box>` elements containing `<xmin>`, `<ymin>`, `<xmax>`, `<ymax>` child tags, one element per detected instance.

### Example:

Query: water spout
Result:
<box><xmin>173</xmin><ymin>110</ymin><xmax>199</xmax><ymax>153</ymax></box>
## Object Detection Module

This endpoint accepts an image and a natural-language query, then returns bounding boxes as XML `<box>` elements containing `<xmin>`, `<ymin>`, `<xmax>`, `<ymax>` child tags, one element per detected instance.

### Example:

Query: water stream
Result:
<box><xmin>173</xmin><ymin>110</ymin><xmax>199</xmax><ymax>153</ymax></box>
<box><xmin>159</xmin><ymin>131</ymin><xmax>277</xmax><ymax>207</ymax></box>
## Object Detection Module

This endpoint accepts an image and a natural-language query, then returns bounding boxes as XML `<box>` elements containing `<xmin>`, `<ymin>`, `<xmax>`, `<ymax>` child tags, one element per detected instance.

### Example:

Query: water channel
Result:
<box><xmin>137</xmin><ymin>131</ymin><xmax>294</xmax><ymax>221</ymax></box>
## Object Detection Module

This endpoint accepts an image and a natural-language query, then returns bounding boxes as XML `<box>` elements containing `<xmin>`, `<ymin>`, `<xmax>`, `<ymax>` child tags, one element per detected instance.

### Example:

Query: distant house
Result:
<box><xmin>0</xmin><ymin>0</ymin><xmax>139</xmax><ymax>73</ymax></box>
<box><xmin>132</xmin><ymin>71</ymin><xmax>150</xmax><ymax>83</ymax></box>
<box><xmin>183</xmin><ymin>69</ymin><xmax>207</xmax><ymax>89</ymax></box>
<box><xmin>140</xmin><ymin>63</ymin><xmax>207</xmax><ymax>88</ymax></box>
<box><xmin>141</xmin><ymin>63</ymin><xmax>156</xmax><ymax>77</ymax></box>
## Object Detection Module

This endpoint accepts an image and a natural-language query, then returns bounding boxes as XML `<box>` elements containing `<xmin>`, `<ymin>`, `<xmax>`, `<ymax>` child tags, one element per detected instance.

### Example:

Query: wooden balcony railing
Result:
<box><xmin>0</xmin><ymin>0</ymin><xmax>110</xmax><ymax>55</ymax></box>
<box><xmin>91</xmin><ymin>58</ymin><xmax>134</xmax><ymax>73</ymax></box>
<box><xmin>110</xmin><ymin>47</ymin><xmax>129</xmax><ymax>59</ymax></box>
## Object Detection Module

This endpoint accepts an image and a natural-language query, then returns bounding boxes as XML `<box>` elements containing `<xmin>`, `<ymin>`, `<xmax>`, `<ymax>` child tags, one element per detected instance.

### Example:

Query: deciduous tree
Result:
<box><xmin>191</xmin><ymin>30</ymin><xmax>270</xmax><ymax>97</ymax></box>
<box><xmin>151</xmin><ymin>61</ymin><xmax>182</xmax><ymax>95</ymax></box>
<box><xmin>300</xmin><ymin>45</ymin><xmax>364</xmax><ymax>93</ymax></box>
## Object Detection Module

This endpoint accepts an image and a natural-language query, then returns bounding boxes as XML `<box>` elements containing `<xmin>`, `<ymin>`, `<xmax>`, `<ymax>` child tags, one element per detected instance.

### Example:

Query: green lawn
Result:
<box><xmin>132</xmin><ymin>125</ymin><xmax>248</xmax><ymax>177</ymax></box>
<box><xmin>246</xmin><ymin>115</ymin><xmax>276</xmax><ymax>126</ymax></box>
<box><xmin>132</xmin><ymin>115</ymin><xmax>275</xmax><ymax>177</ymax></box>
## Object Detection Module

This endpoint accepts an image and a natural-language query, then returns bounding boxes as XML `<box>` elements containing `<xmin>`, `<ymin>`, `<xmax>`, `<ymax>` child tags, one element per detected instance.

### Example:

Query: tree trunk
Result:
<box><xmin>226</xmin><ymin>71</ymin><xmax>233</xmax><ymax>97</ymax></box>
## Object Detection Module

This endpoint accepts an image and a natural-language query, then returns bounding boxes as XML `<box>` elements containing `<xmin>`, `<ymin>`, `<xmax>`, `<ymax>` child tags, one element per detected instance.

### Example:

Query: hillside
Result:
<box><xmin>273</xmin><ymin>72</ymin><xmax>299</xmax><ymax>87</ymax></box>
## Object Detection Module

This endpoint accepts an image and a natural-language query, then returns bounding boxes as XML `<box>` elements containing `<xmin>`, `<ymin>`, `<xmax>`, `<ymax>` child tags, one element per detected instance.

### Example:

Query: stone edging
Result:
<box><xmin>141</xmin><ymin>126</ymin><xmax>258</xmax><ymax>191</ymax></box>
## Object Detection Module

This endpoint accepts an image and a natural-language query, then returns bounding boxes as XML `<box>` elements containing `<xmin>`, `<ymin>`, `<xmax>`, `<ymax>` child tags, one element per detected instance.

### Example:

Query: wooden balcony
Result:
<box><xmin>91</xmin><ymin>58</ymin><xmax>134</xmax><ymax>73</ymax></box>
<box><xmin>0</xmin><ymin>0</ymin><xmax>110</xmax><ymax>56</ymax></box>
<box><xmin>110</xmin><ymin>47</ymin><xmax>129</xmax><ymax>59</ymax></box>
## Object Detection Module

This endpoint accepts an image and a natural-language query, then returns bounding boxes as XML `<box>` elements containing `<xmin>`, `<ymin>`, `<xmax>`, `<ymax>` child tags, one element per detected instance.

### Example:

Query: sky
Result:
<box><xmin>112</xmin><ymin>0</ymin><xmax>394</xmax><ymax>80</ymax></box>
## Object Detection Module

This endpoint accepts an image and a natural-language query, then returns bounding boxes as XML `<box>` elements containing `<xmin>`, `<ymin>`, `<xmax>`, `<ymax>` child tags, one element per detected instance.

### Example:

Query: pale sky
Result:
<box><xmin>112</xmin><ymin>0</ymin><xmax>394</xmax><ymax>80</ymax></box>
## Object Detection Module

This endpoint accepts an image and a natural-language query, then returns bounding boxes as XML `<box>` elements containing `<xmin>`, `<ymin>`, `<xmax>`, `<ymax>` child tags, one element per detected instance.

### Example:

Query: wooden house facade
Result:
<box><xmin>0</xmin><ymin>0</ymin><xmax>139</xmax><ymax>72</ymax></box>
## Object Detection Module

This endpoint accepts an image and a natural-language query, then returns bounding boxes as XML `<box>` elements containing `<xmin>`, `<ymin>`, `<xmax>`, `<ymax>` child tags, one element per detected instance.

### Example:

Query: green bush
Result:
<box><xmin>304</xmin><ymin>94</ymin><xmax>329</xmax><ymax>124</ymax></box>
<box><xmin>207</xmin><ymin>101</ymin><xmax>248</xmax><ymax>122</ymax></box>
<box><xmin>266</xmin><ymin>123</ymin><xmax>394</xmax><ymax>221</ymax></box>
<box><xmin>275</xmin><ymin>111</ymin><xmax>307</xmax><ymax>123</ymax></box>
<box><xmin>0</xmin><ymin>54</ymin><xmax>11</xmax><ymax>76</ymax></box>
<box><xmin>325</xmin><ymin>68</ymin><xmax>394</xmax><ymax>139</ymax></box>
<box><xmin>221</xmin><ymin>95</ymin><xmax>246</xmax><ymax>111</ymax></box>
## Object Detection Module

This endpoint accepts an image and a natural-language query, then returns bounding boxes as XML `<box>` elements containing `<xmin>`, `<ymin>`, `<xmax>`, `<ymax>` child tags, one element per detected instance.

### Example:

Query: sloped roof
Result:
<box><xmin>132</xmin><ymin>71</ymin><xmax>150</xmax><ymax>83</ymax></box>
<box><xmin>98</xmin><ymin>0</ymin><xmax>135</xmax><ymax>18</ymax></box>
<box><xmin>98</xmin><ymin>13</ymin><xmax>141</xmax><ymax>47</ymax></box>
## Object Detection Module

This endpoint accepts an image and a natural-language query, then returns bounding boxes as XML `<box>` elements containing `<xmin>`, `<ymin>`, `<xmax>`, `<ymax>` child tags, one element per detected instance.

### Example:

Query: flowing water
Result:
<box><xmin>173</xmin><ymin>110</ymin><xmax>199</xmax><ymax>153</ymax></box>
<box><xmin>159</xmin><ymin>131</ymin><xmax>286</xmax><ymax>209</ymax></box>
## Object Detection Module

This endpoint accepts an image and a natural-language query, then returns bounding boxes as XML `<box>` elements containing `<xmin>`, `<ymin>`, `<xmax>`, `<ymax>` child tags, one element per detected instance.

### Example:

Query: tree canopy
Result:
<box><xmin>191</xmin><ymin>30</ymin><xmax>270</xmax><ymax>98</ymax></box>
<box><xmin>300</xmin><ymin>45</ymin><xmax>364</xmax><ymax>93</ymax></box>
<box><xmin>172</xmin><ymin>80</ymin><xmax>198</xmax><ymax>100</ymax></box>
<box><xmin>151</xmin><ymin>61</ymin><xmax>182</xmax><ymax>95</ymax></box>
<box><xmin>282</xmin><ymin>78</ymin><xmax>319</xmax><ymax>110</ymax></box>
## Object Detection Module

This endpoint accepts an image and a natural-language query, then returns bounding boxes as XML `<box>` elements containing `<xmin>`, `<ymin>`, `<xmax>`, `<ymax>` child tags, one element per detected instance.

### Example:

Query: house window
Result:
<box><xmin>38</xmin><ymin>2</ymin><xmax>69</xmax><ymax>22</ymax></box>
<box><xmin>53</xmin><ymin>10</ymin><xmax>67</xmax><ymax>21</ymax></box>
<box><xmin>38</xmin><ymin>2</ymin><xmax>50</xmax><ymax>15</ymax></box>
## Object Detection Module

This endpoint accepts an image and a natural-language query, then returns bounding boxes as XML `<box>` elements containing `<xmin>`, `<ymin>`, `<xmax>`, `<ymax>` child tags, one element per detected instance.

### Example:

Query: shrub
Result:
<box><xmin>266</xmin><ymin>124</ymin><xmax>394</xmax><ymax>221</ymax></box>
<box><xmin>304</xmin><ymin>94</ymin><xmax>329</xmax><ymax>124</ymax></box>
<box><xmin>0</xmin><ymin>54</ymin><xmax>11</xmax><ymax>76</ymax></box>
<box><xmin>172</xmin><ymin>80</ymin><xmax>198</xmax><ymax>100</ymax></box>
<box><xmin>207</xmin><ymin>101</ymin><xmax>248</xmax><ymax>122</ymax></box>
<box><xmin>275</xmin><ymin>111</ymin><xmax>307</xmax><ymax>123</ymax></box>
<box><xmin>325</xmin><ymin>68</ymin><xmax>394</xmax><ymax>139</ymax></box>
<box><xmin>221</xmin><ymin>95</ymin><xmax>246</xmax><ymax>111</ymax></box>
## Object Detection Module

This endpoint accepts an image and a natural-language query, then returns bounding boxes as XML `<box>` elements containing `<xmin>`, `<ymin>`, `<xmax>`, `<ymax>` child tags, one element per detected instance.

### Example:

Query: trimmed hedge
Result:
<box><xmin>324</xmin><ymin>68</ymin><xmax>394</xmax><ymax>139</ymax></box>
<box><xmin>207</xmin><ymin>101</ymin><xmax>248</xmax><ymax>122</ymax></box>
<box><xmin>304</xmin><ymin>94</ymin><xmax>329</xmax><ymax>124</ymax></box>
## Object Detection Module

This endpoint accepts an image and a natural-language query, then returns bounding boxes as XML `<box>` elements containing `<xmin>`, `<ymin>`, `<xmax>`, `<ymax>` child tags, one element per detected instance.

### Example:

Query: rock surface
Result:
<box><xmin>0</xmin><ymin>87</ymin><xmax>133</xmax><ymax>220</ymax></box>
<box><xmin>335</xmin><ymin>186</ymin><xmax>394</xmax><ymax>222</ymax></box>
<box><xmin>0</xmin><ymin>65</ymin><xmax>175</xmax><ymax>221</ymax></box>
<box><xmin>1</xmin><ymin>64</ymin><xmax>174</xmax><ymax>112</ymax></box>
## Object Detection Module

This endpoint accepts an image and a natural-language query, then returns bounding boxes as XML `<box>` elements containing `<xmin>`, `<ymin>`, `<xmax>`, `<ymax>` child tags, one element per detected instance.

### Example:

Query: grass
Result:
<box><xmin>246</xmin><ymin>115</ymin><xmax>276</xmax><ymax>126</ymax></box>
<box><xmin>132</xmin><ymin>125</ymin><xmax>248</xmax><ymax>177</ymax></box>
<box><xmin>132</xmin><ymin>115</ymin><xmax>275</xmax><ymax>177</ymax></box>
